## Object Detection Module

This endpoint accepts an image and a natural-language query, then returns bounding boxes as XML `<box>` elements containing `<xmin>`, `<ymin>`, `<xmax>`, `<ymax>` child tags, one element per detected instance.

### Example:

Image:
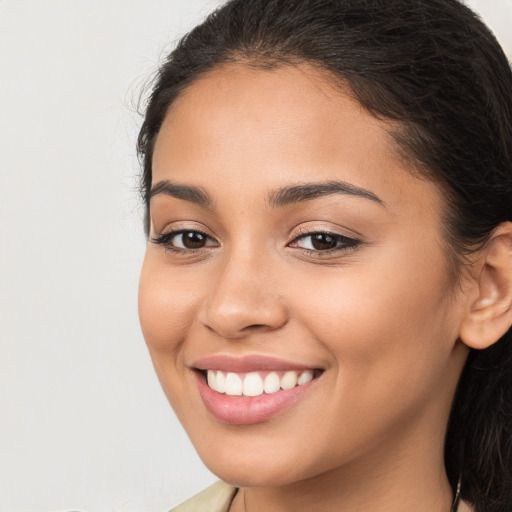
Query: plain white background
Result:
<box><xmin>0</xmin><ymin>1</ymin><xmax>511</xmax><ymax>511</ymax></box>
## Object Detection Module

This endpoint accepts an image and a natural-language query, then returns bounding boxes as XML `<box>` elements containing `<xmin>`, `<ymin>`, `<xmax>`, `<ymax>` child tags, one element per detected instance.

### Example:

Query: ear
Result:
<box><xmin>459</xmin><ymin>222</ymin><xmax>512</xmax><ymax>350</ymax></box>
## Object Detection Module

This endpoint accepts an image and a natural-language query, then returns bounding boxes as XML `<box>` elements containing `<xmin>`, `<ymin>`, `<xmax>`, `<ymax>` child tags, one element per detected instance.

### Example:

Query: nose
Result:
<box><xmin>199</xmin><ymin>253</ymin><xmax>288</xmax><ymax>340</ymax></box>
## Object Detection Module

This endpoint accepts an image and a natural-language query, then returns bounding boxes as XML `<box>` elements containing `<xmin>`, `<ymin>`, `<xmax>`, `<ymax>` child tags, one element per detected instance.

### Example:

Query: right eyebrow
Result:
<box><xmin>149</xmin><ymin>180</ymin><xmax>214</xmax><ymax>209</ymax></box>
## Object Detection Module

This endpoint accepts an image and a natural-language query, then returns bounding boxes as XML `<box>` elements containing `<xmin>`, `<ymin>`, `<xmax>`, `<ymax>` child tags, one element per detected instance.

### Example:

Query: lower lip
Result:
<box><xmin>194</xmin><ymin>371</ymin><xmax>319</xmax><ymax>425</ymax></box>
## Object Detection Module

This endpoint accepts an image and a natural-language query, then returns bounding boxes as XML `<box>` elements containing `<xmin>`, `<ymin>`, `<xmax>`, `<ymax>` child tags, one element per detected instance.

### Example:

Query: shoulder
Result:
<box><xmin>169</xmin><ymin>481</ymin><xmax>238</xmax><ymax>512</ymax></box>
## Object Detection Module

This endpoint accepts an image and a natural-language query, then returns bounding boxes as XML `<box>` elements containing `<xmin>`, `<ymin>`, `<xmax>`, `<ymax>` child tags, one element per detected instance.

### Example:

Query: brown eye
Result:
<box><xmin>178</xmin><ymin>231</ymin><xmax>208</xmax><ymax>249</ymax></box>
<box><xmin>151</xmin><ymin>229</ymin><xmax>218</xmax><ymax>251</ymax></box>
<box><xmin>310</xmin><ymin>233</ymin><xmax>338</xmax><ymax>250</ymax></box>
<box><xmin>291</xmin><ymin>232</ymin><xmax>360</xmax><ymax>252</ymax></box>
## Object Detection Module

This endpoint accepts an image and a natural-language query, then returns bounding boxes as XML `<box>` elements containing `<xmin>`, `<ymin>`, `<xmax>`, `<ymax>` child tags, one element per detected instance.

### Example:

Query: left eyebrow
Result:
<box><xmin>268</xmin><ymin>180</ymin><xmax>386</xmax><ymax>208</ymax></box>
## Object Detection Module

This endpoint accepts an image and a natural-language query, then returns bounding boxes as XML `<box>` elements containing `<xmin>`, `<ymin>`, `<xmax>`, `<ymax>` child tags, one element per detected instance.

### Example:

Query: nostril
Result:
<box><xmin>242</xmin><ymin>324</ymin><xmax>267</xmax><ymax>330</ymax></box>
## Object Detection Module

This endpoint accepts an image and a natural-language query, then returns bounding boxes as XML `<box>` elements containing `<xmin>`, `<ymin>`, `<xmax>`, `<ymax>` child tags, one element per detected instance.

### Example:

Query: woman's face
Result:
<box><xmin>139</xmin><ymin>65</ymin><xmax>470</xmax><ymax>487</ymax></box>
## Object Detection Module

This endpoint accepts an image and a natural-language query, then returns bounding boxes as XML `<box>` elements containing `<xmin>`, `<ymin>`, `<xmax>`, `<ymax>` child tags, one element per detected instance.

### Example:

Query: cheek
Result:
<box><xmin>138</xmin><ymin>255</ymin><xmax>198</xmax><ymax>352</ymax></box>
<box><xmin>288</xmin><ymin>243</ymin><xmax>458</xmax><ymax>407</ymax></box>
<box><xmin>270</xmin><ymin>250</ymin><xmax>460</xmax><ymax>468</ymax></box>
<box><xmin>138</xmin><ymin>254</ymin><xmax>204</xmax><ymax>411</ymax></box>
<box><xmin>138</xmin><ymin>255</ymin><xmax>206</xmax><ymax>419</ymax></box>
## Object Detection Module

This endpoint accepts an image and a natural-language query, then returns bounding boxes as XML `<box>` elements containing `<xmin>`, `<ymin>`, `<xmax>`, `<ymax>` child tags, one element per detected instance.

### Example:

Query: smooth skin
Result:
<box><xmin>139</xmin><ymin>64</ymin><xmax>512</xmax><ymax>512</ymax></box>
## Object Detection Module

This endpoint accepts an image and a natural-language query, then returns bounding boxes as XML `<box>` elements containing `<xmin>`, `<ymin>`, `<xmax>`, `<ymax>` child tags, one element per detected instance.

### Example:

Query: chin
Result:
<box><xmin>194</xmin><ymin>435</ymin><xmax>330</xmax><ymax>488</ymax></box>
<box><xmin>204</xmin><ymin>459</ymin><xmax>304</xmax><ymax>488</ymax></box>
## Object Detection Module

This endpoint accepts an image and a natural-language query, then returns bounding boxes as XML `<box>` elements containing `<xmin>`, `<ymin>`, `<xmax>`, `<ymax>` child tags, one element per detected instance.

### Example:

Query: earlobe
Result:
<box><xmin>459</xmin><ymin>222</ymin><xmax>512</xmax><ymax>350</ymax></box>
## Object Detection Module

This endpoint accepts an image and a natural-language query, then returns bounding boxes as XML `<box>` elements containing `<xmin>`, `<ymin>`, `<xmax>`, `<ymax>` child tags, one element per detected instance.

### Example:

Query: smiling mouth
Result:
<box><xmin>199</xmin><ymin>369</ymin><xmax>324</xmax><ymax>397</ymax></box>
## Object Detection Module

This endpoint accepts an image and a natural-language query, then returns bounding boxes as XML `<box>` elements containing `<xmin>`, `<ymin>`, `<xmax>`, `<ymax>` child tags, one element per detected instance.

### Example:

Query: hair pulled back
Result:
<box><xmin>137</xmin><ymin>1</ymin><xmax>512</xmax><ymax>510</ymax></box>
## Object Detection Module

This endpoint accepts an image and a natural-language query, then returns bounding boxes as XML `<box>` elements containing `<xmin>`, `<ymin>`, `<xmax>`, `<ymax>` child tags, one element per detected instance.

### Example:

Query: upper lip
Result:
<box><xmin>192</xmin><ymin>355</ymin><xmax>322</xmax><ymax>373</ymax></box>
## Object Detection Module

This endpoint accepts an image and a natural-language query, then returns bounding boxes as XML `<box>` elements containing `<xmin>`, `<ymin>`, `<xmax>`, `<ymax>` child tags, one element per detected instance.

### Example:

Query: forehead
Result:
<box><xmin>155</xmin><ymin>63</ymin><xmax>394</xmax><ymax>160</ymax></box>
<box><xmin>152</xmin><ymin>63</ymin><xmax>442</xmax><ymax>217</ymax></box>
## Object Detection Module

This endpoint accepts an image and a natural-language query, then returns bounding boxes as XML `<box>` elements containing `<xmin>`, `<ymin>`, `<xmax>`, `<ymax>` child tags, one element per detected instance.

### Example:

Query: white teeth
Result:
<box><xmin>243</xmin><ymin>372</ymin><xmax>264</xmax><ymax>397</ymax></box>
<box><xmin>215</xmin><ymin>370</ymin><xmax>226</xmax><ymax>393</ymax></box>
<box><xmin>281</xmin><ymin>371</ymin><xmax>298</xmax><ymax>390</ymax></box>
<box><xmin>206</xmin><ymin>369</ymin><xmax>317</xmax><ymax>396</ymax></box>
<box><xmin>225</xmin><ymin>372</ymin><xmax>243</xmax><ymax>396</ymax></box>
<box><xmin>298</xmin><ymin>369</ymin><xmax>314</xmax><ymax>385</ymax></box>
<box><xmin>263</xmin><ymin>372</ymin><xmax>281</xmax><ymax>394</ymax></box>
<box><xmin>207</xmin><ymin>370</ymin><xmax>216</xmax><ymax>389</ymax></box>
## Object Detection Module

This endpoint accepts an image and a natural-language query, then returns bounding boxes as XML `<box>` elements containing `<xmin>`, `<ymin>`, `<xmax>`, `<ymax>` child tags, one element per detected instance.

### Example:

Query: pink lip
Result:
<box><xmin>195</xmin><ymin>372</ymin><xmax>317</xmax><ymax>425</ymax></box>
<box><xmin>192</xmin><ymin>354</ymin><xmax>318</xmax><ymax>373</ymax></box>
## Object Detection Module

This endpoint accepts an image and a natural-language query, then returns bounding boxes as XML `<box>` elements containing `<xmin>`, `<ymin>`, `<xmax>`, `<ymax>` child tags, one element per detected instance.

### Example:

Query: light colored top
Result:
<box><xmin>170</xmin><ymin>481</ymin><xmax>238</xmax><ymax>512</ymax></box>
<box><xmin>169</xmin><ymin>481</ymin><xmax>473</xmax><ymax>512</ymax></box>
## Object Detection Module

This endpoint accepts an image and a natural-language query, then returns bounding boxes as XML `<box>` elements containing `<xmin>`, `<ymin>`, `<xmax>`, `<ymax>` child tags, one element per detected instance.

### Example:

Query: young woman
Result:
<box><xmin>137</xmin><ymin>1</ymin><xmax>512</xmax><ymax>511</ymax></box>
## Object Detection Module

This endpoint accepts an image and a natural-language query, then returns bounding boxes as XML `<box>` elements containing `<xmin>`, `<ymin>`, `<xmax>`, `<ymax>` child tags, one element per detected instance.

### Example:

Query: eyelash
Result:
<box><xmin>151</xmin><ymin>228</ymin><xmax>361</xmax><ymax>256</ymax></box>
<box><xmin>290</xmin><ymin>228</ymin><xmax>361</xmax><ymax>254</ymax></box>
<box><xmin>151</xmin><ymin>229</ymin><xmax>215</xmax><ymax>254</ymax></box>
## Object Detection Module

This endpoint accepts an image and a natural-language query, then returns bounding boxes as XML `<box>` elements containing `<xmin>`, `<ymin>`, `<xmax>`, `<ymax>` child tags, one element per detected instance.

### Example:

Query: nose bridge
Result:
<box><xmin>200</xmin><ymin>243</ymin><xmax>288</xmax><ymax>339</ymax></box>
